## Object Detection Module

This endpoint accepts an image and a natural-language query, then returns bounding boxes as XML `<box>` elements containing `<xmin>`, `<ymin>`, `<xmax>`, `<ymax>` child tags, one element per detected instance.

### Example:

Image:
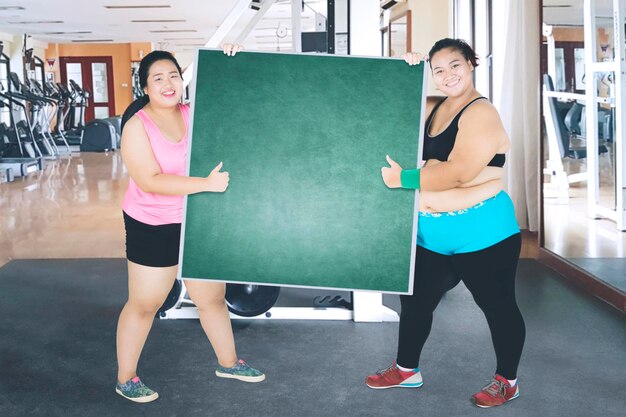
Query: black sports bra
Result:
<box><xmin>422</xmin><ymin>97</ymin><xmax>505</xmax><ymax>167</ymax></box>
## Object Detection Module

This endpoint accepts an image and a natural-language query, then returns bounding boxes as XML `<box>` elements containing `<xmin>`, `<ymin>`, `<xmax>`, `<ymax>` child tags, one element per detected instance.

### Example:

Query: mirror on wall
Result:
<box><xmin>541</xmin><ymin>0</ymin><xmax>625</xmax><ymax>294</ymax></box>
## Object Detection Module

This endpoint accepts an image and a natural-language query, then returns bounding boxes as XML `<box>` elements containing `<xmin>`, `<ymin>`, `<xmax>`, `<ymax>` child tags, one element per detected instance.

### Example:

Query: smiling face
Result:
<box><xmin>429</xmin><ymin>47</ymin><xmax>474</xmax><ymax>97</ymax></box>
<box><xmin>143</xmin><ymin>59</ymin><xmax>183</xmax><ymax>108</ymax></box>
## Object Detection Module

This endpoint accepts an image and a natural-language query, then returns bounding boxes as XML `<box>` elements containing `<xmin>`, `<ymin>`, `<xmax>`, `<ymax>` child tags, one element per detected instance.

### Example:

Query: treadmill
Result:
<box><xmin>0</xmin><ymin>44</ymin><xmax>39</xmax><ymax>180</ymax></box>
<box><xmin>8</xmin><ymin>72</ymin><xmax>57</xmax><ymax>160</ymax></box>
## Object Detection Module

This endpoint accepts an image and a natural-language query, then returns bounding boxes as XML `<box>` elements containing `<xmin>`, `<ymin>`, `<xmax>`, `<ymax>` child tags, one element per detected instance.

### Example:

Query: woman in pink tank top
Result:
<box><xmin>115</xmin><ymin>45</ymin><xmax>264</xmax><ymax>404</ymax></box>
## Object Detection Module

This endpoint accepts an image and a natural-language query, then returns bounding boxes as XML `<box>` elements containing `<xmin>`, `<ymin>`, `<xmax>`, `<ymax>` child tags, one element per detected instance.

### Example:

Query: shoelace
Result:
<box><xmin>481</xmin><ymin>378</ymin><xmax>507</xmax><ymax>398</ymax></box>
<box><xmin>376</xmin><ymin>365</ymin><xmax>396</xmax><ymax>376</ymax></box>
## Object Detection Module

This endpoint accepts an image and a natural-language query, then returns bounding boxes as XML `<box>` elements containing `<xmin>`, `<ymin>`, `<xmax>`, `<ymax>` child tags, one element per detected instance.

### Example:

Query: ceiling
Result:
<box><xmin>0</xmin><ymin>1</ymin><xmax>618</xmax><ymax>55</ymax></box>
<box><xmin>0</xmin><ymin>0</ymin><xmax>327</xmax><ymax>57</ymax></box>
<box><xmin>543</xmin><ymin>0</ymin><xmax>614</xmax><ymax>26</ymax></box>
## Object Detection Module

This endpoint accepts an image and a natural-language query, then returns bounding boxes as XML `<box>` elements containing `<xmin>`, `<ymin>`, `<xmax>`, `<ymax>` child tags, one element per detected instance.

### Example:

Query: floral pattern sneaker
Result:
<box><xmin>115</xmin><ymin>376</ymin><xmax>159</xmax><ymax>403</ymax></box>
<box><xmin>215</xmin><ymin>359</ymin><xmax>265</xmax><ymax>383</ymax></box>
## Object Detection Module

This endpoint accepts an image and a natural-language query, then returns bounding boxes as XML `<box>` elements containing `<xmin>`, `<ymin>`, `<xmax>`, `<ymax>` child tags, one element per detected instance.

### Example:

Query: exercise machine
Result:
<box><xmin>157</xmin><ymin>280</ymin><xmax>398</xmax><ymax>322</ymax></box>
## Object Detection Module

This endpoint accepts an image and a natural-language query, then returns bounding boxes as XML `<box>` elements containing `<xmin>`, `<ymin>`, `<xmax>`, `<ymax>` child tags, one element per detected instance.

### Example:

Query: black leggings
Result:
<box><xmin>396</xmin><ymin>233</ymin><xmax>525</xmax><ymax>380</ymax></box>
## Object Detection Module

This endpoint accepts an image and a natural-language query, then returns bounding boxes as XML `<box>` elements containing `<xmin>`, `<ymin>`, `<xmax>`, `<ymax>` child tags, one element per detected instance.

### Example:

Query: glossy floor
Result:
<box><xmin>0</xmin><ymin>152</ymin><xmax>538</xmax><ymax>267</ymax></box>
<box><xmin>0</xmin><ymin>153</ymin><xmax>127</xmax><ymax>266</ymax></box>
<box><xmin>543</xmin><ymin>148</ymin><xmax>626</xmax><ymax>292</ymax></box>
<box><xmin>543</xmin><ymin>145</ymin><xmax>626</xmax><ymax>259</ymax></box>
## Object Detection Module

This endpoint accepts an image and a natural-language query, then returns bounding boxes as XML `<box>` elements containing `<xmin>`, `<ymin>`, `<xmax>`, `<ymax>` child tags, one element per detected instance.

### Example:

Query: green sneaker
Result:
<box><xmin>115</xmin><ymin>376</ymin><xmax>159</xmax><ymax>403</ymax></box>
<box><xmin>215</xmin><ymin>359</ymin><xmax>265</xmax><ymax>383</ymax></box>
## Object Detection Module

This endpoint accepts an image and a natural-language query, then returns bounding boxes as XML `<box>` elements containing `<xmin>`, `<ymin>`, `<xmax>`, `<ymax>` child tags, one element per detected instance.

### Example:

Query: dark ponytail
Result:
<box><xmin>121</xmin><ymin>95</ymin><xmax>149</xmax><ymax>131</ymax></box>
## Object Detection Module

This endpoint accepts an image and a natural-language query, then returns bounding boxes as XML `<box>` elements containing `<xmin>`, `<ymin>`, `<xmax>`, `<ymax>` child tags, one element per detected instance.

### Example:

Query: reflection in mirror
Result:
<box><xmin>554</xmin><ymin>48</ymin><xmax>566</xmax><ymax>90</ymax></box>
<box><xmin>541</xmin><ymin>0</ymin><xmax>625</xmax><ymax>294</ymax></box>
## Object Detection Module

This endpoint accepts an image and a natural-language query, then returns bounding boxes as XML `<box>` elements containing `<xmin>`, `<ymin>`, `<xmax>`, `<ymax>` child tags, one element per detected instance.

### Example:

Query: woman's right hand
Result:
<box><xmin>222</xmin><ymin>43</ymin><xmax>243</xmax><ymax>56</ymax></box>
<box><xmin>401</xmin><ymin>52</ymin><xmax>425</xmax><ymax>66</ymax></box>
<box><xmin>205</xmin><ymin>162</ymin><xmax>230</xmax><ymax>192</ymax></box>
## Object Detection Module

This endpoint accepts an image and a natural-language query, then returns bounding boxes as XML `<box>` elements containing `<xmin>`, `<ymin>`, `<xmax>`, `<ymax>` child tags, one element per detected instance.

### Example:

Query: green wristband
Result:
<box><xmin>400</xmin><ymin>169</ymin><xmax>421</xmax><ymax>189</ymax></box>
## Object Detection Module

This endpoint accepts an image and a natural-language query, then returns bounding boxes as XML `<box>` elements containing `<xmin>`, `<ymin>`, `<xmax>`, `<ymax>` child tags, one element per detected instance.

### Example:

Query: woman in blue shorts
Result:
<box><xmin>367</xmin><ymin>38</ymin><xmax>525</xmax><ymax>410</ymax></box>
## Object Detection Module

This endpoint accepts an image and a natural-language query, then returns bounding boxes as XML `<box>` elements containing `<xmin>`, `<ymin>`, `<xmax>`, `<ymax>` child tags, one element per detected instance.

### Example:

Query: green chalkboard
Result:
<box><xmin>179</xmin><ymin>49</ymin><xmax>426</xmax><ymax>294</ymax></box>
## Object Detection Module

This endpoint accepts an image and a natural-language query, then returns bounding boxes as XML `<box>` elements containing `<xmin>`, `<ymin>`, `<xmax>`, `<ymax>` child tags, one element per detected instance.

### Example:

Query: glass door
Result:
<box><xmin>60</xmin><ymin>56</ymin><xmax>115</xmax><ymax>122</ymax></box>
<box><xmin>91</xmin><ymin>62</ymin><xmax>112</xmax><ymax>119</ymax></box>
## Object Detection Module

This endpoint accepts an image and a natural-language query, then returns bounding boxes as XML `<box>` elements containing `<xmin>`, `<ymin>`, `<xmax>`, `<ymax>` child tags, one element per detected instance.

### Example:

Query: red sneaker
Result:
<box><xmin>365</xmin><ymin>363</ymin><xmax>423</xmax><ymax>389</ymax></box>
<box><xmin>471</xmin><ymin>374</ymin><xmax>519</xmax><ymax>408</ymax></box>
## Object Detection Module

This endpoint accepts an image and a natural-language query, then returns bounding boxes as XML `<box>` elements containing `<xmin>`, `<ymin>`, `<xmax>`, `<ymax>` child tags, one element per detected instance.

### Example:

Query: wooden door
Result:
<box><xmin>60</xmin><ymin>56</ymin><xmax>115</xmax><ymax>123</ymax></box>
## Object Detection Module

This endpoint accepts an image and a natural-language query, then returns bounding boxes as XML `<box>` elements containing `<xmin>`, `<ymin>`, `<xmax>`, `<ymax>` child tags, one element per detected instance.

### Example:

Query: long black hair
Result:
<box><xmin>121</xmin><ymin>50</ymin><xmax>183</xmax><ymax>131</ymax></box>
<box><xmin>428</xmin><ymin>38</ymin><xmax>479</xmax><ymax>69</ymax></box>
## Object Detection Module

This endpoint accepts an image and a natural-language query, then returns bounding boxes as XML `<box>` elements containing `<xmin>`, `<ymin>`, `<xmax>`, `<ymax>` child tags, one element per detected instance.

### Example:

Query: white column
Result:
<box><xmin>584</xmin><ymin>0</ymin><xmax>600</xmax><ymax>219</ymax></box>
<box><xmin>349</xmin><ymin>0</ymin><xmax>380</xmax><ymax>56</ymax></box>
<box><xmin>612</xmin><ymin>0</ymin><xmax>626</xmax><ymax>230</ymax></box>
<box><xmin>292</xmin><ymin>0</ymin><xmax>302</xmax><ymax>52</ymax></box>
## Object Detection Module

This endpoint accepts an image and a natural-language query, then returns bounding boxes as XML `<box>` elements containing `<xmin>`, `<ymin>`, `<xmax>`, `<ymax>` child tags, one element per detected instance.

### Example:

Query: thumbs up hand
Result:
<box><xmin>205</xmin><ymin>161</ymin><xmax>230</xmax><ymax>192</ymax></box>
<box><xmin>381</xmin><ymin>155</ymin><xmax>403</xmax><ymax>188</ymax></box>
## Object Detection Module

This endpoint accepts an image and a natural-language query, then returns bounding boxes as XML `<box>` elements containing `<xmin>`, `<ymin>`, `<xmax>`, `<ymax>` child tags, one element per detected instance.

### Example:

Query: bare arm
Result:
<box><xmin>458</xmin><ymin>166</ymin><xmax>503</xmax><ymax>188</ymax></box>
<box><xmin>420</xmin><ymin>101</ymin><xmax>508</xmax><ymax>190</ymax></box>
<box><xmin>382</xmin><ymin>100</ymin><xmax>508</xmax><ymax>190</ymax></box>
<box><xmin>423</xmin><ymin>158</ymin><xmax>503</xmax><ymax>188</ymax></box>
<box><xmin>420</xmin><ymin>178</ymin><xmax>503</xmax><ymax>212</ymax></box>
<box><xmin>121</xmin><ymin>116</ymin><xmax>229</xmax><ymax>196</ymax></box>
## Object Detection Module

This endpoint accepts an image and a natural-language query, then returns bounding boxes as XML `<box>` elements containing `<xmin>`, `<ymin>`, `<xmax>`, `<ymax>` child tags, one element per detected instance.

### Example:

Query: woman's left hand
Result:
<box><xmin>222</xmin><ymin>43</ymin><xmax>243</xmax><ymax>56</ymax></box>
<box><xmin>401</xmin><ymin>52</ymin><xmax>425</xmax><ymax>66</ymax></box>
<box><xmin>381</xmin><ymin>155</ymin><xmax>403</xmax><ymax>188</ymax></box>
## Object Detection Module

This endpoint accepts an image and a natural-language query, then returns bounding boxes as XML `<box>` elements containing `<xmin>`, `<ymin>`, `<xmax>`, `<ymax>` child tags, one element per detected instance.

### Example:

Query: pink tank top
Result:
<box><xmin>122</xmin><ymin>103</ymin><xmax>190</xmax><ymax>225</ymax></box>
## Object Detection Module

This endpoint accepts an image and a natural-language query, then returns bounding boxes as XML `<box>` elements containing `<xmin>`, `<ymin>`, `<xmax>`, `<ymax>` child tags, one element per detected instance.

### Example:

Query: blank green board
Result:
<box><xmin>180</xmin><ymin>49</ymin><xmax>426</xmax><ymax>294</ymax></box>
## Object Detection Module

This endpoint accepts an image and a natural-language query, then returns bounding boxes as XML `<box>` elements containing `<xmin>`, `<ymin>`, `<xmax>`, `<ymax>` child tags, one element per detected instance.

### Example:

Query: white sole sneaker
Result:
<box><xmin>215</xmin><ymin>370</ymin><xmax>266</xmax><ymax>383</ymax></box>
<box><xmin>115</xmin><ymin>387</ymin><xmax>159</xmax><ymax>403</ymax></box>
<box><xmin>366</xmin><ymin>381</ymin><xmax>423</xmax><ymax>389</ymax></box>
<box><xmin>473</xmin><ymin>388</ymin><xmax>519</xmax><ymax>408</ymax></box>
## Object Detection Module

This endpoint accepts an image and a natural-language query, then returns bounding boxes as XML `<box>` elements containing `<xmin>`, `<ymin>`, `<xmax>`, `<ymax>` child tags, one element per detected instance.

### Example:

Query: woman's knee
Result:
<box><xmin>189</xmin><ymin>287</ymin><xmax>226</xmax><ymax>311</ymax></box>
<box><xmin>194</xmin><ymin>294</ymin><xmax>226</xmax><ymax>312</ymax></box>
<box><xmin>185</xmin><ymin>281</ymin><xmax>226</xmax><ymax>310</ymax></box>
<box><xmin>125</xmin><ymin>298</ymin><xmax>163</xmax><ymax>316</ymax></box>
<box><xmin>472</xmin><ymin>292</ymin><xmax>519</xmax><ymax>317</ymax></box>
<box><xmin>401</xmin><ymin>291</ymin><xmax>445</xmax><ymax>315</ymax></box>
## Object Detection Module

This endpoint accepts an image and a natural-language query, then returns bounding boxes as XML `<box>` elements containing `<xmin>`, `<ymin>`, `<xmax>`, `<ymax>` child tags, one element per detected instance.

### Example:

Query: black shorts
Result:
<box><xmin>123</xmin><ymin>211</ymin><xmax>181</xmax><ymax>267</ymax></box>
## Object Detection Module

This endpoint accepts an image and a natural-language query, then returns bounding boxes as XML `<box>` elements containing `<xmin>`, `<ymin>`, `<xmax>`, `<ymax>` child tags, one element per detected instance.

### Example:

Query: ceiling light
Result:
<box><xmin>163</xmin><ymin>37</ymin><xmax>205</xmax><ymax>40</ymax></box>
<box><xmin>105</xmin><ymin>5</ymin><xmax>171</xmax><ymax>9</ymax></box>
<box><xmin>0</xmin><ymin>6</ymin><xmax>24</xmax><ymax>11</ymax></box>
<box><xmin>43</xmin><ymin>31</ymin><xmax>93</xmax><ymax>35</ymax></box>
<box><xmin>131</xmin><ymin>19</ymin><xmax>186</xmax><ymax>23</ymax></box>
<box><xmin>150</xmin><ymin>29</ymin><xmax>197</xmax><ymax>33</ymax></box>
<box><xmin>9</xmin><ymin>20</ymin><xmax>64</xmax><ymax>24</ymax></box>
<box><xmin>71</xmin><ymin>39</ymin><xmax>114</xmax><ymax>43</ymax></box>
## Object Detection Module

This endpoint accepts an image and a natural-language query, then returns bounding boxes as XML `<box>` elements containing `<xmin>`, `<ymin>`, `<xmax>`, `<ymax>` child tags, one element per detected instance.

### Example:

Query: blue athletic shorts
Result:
<box><xmin>416</xmin><ymin>191</ymin><xmax>520</xmax><ymax>255</ymax></box>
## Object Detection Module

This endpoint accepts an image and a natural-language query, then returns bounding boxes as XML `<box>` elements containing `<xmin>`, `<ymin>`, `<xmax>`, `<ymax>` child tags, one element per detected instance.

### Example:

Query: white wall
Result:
<box><xmin>407</xmin><ymin>0</ymin><xmax>451</xmax><ymax>57</ymax></box>
<box><xmin>0</xmin><ymin>31</ymin><xmax>48</xmax><ymax>83</ymax></box>
<box><xmin>407</xmin><ymin>0</ymin><xmax>451</xmax><ymax>94</ymax></box>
